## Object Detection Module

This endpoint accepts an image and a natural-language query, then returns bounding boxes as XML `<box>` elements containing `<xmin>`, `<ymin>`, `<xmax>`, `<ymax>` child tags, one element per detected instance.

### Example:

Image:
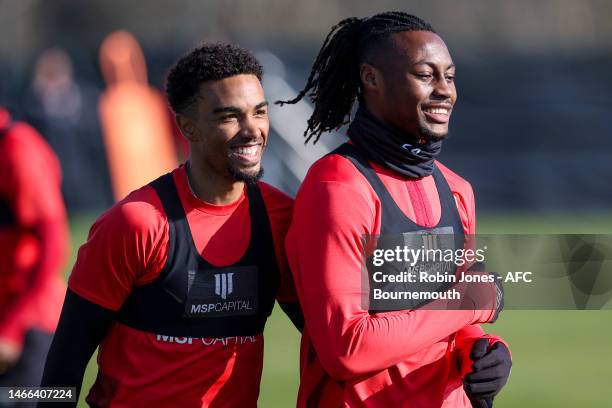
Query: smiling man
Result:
<box><xmin>40</xmin><ymin>43</ymin><xmax>302</xmax><ymax>407</ymax></box>
<box><xmin>279</xmin><ymin>12</ymin><xmax>511</xmax><ymax>408</ymax></box>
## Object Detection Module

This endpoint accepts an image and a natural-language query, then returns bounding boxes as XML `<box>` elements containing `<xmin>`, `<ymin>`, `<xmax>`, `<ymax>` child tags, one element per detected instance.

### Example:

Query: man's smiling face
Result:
<box><xmin>190</xmin><ymin>74</ymin><xmax>269</xmax><ymax>182</ymax></box>
<box><xmin>364</xmin><ymin>30</ymin><xmax>457</xmax><ymax>141</ymax></box>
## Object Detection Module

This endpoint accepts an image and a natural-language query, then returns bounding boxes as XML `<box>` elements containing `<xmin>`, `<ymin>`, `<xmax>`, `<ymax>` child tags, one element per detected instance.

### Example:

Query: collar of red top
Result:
<box><xmin>176</xmin><ymin>164</ymin><xmax>247</xmax><ymax>216</ymax></box>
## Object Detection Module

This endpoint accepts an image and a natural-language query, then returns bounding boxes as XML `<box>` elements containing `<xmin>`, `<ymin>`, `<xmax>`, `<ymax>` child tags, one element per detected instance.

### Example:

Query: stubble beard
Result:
<box><xmin>418</xmin><ymin>123</ymin><xmax>450</xmax><ymax>142</ymax></box>
<box><xmin>227</xmin><ymin>164</ymin><xmax>264</xmax><ymax>184</ymax></box>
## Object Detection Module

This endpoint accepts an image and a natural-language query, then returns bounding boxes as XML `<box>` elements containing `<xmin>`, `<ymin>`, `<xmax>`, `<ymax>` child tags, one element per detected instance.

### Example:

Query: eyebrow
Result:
<box><xmin>412</xmin><ymin>60</ymin><xmax>456</xmax><ymax>70</ymax></box>
<box><xmin>212</xmin><ymin>101</ymin><xmax>269</xmax><ymax>115</ymax></box>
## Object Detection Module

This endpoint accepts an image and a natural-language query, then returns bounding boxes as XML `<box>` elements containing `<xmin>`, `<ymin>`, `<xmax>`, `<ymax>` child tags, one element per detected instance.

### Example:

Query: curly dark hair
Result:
<box><xmin>166</xmin><ymin>43</ymin><xmax>263</xmax><ymax>114</ymax></box>
<box><xmin>276</xmin><ymin>12</ymin><xmax>435</xmax><ymax>144</ymax></box>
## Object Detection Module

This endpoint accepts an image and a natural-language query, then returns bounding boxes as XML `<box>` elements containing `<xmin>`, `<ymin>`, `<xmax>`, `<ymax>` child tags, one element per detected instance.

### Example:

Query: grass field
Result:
<box><xmin>65</xmin><ymin>213</ymin><xmax>612</xmax><ymax>407</ymax></box>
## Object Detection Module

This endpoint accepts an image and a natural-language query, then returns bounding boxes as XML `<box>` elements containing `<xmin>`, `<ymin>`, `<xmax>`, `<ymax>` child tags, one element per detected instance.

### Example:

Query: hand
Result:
<box><xmin>0</xmin><ymin>338</ymin><xmax>22</xmax><ymax>375</ymax></box>
<box><xmin>468</xmin><ymin>397</ymin><xmax>492</xmax><ymax>408</ymax></box>
<box><xmin>464</xmin><ymin>338</ymin><xmax>512</xmax><ymax>407</ymax></box>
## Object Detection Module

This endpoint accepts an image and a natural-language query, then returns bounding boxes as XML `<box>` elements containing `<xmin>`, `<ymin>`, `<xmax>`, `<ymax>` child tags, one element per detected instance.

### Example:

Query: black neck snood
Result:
<box><xmin>347</xmin><ymin>107</ymin><xmax>442</xmax><ymax>179</ymax></box>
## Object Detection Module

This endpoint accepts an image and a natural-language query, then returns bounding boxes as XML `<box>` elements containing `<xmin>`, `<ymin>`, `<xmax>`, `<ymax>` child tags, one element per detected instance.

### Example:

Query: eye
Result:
<box><xmin>445</xmin><ymin>74</ymin><xmax>455</xmax><ymax>83</ymax></box>
<box><xmin>416</xmin><ymin>73</ymin><xmax>433</xmax><ymax>80</ymax></box>
<box><xmin>254</xmin><ymin>108</ymin><xmax>268</xmax><ymax>117</ymax></box>
<box><xmin>219</xmin><ymin>114</ymin><xmax>238</xmax><ymax>123</ymax></box>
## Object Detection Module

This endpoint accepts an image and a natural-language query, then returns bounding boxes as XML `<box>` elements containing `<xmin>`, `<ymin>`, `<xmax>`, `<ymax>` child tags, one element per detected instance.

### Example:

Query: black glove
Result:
<box><xmin>468</xmin><ymin>396</ymin><xmax>492</xmax><ymax>408</ymax></box>
<box><xmin>464</xmin><ymin>338</ymin><xmax>512</xmax><ymax>407</ymax></box>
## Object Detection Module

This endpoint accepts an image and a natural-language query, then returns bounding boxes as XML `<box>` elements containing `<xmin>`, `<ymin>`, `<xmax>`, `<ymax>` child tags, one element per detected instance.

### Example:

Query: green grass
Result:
<box><xmin>65</xmin><ymin>213</ymin><xmax>612</xmax><ymax>407</ymax></box>
<box><xmin>492</xmin><ymin>311</ymin><xmax>612</xmax><ymax>407</ymax></box>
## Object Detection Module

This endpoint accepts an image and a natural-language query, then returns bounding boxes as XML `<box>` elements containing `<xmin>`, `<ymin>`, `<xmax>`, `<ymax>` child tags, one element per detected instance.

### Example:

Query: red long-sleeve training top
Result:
<box><xmin>286</xmin><ymin>150</ymin><xmax>508</xmax><ymax>407</ymax></box>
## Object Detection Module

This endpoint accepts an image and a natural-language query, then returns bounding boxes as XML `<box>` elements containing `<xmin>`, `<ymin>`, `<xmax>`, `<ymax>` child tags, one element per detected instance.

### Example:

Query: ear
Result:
<box><xmin>359</xmin><ymin>63</ymin><xmax>382</xmax><ymax>93</ymax></box>
<box><xmin>176</xmin><ymin>114</ymin><xmax>199</xmax><ymax>142</ymax></box>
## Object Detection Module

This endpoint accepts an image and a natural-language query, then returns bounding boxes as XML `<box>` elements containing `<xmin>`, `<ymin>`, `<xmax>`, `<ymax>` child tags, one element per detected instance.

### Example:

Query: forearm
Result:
<box><xmin>303</xmin><ymin>293</ymin><xmax>486</xmax><ymax>380</ymax></box>
<box><xmin>297</xmin><ymin>254</ymin><xmax>493</xmax><ymax>379</ymax></box>
<box><xmin>39</xmin><ymin>289</ymin><xmax>115</xmax><ymax>406</ymax></box>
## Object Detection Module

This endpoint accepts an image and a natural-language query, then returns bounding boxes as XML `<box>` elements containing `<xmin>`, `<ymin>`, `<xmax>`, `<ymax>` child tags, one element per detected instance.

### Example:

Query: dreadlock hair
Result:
<box><xmin>276</xmin><ymin>12</ymin><xmax>435</xmax><ymax>144</ymax></box>
<box><xmin>166</xmin><ymin>43</ymin><xmax>263</xmax><ymax>115</ymax></box>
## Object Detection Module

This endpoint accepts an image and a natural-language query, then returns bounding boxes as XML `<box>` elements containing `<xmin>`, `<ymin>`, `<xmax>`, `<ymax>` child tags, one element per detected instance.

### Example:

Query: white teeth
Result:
<box><xmin>235</xmin><ymin>146</ymin><xmax>258</xmax><ymax>156</ymax></box>
<box><xmin>424</xmin><ymin>108</ymin><xmax>449</xmax><ymax>114</ymax></box>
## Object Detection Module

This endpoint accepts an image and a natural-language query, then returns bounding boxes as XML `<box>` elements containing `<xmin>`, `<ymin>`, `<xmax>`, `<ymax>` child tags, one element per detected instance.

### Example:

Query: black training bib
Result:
<box><xmin>332</xmin><ymin>143</ymin><xmax>465</xmax><ymax>312</ymax></box>
<box><xmin>117</xmin><ymin>172</ymin><xmax>280</xmax><ymax>337</ymax></box>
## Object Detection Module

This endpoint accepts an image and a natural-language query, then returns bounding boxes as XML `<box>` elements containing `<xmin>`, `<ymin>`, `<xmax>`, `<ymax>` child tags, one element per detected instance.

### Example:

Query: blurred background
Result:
<box><xmin>1</xmin><ymin>0</ymin><xmax>611</xmax><ymax>406</ymax></box>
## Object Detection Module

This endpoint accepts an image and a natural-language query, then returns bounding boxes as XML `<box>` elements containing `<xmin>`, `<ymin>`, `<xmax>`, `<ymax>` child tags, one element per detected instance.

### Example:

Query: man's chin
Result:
<box><xmin>227</xmin><ymin>165</ymin><xmax>264</xmax><ymax>184</ymax></box>
<box><xmin>419</xmin><ymin>125</ymin><xmax>449</xmax><ymax>141</ymax></box>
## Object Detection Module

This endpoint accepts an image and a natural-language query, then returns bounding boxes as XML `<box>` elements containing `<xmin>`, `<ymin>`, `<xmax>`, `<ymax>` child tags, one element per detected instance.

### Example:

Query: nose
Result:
<box><xmin>432</xmin><ymin>75</ymin><xmax>453</xmax><ymax>100</ymax></box>
<box><xmin>240</xmin><ymin>115</ymin><xmax>263</xmax><ymax>140</ymax></box>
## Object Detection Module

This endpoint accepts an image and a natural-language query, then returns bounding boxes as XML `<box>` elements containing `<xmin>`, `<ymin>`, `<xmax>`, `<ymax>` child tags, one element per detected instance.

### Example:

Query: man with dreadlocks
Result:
<box><xmin>281</xmin><ymin>12</ymin><xmax>511</xmax><ymax>408</ymax></box>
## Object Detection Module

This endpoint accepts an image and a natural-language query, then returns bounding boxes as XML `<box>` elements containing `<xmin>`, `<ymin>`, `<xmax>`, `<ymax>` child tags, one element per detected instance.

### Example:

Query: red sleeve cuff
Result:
<box><xmin>457</xmin><ymin>334</ymin><xmax>511</xmax><ymax>377</ymax></box>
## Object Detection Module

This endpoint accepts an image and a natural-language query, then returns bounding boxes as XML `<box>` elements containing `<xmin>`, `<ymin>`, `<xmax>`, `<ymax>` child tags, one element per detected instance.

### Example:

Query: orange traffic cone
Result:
<box><xmin>98</xmin><ymin>30</ymin><xmax>177</xmax><ymax>201</ymax></box>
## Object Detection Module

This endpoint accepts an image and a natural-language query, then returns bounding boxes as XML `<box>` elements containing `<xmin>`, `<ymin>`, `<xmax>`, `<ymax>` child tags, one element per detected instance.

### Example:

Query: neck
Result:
<box><xmin>186</xmin><ymin>158</ymin><xmax>244</xmax><ymax>205</ymax></box>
